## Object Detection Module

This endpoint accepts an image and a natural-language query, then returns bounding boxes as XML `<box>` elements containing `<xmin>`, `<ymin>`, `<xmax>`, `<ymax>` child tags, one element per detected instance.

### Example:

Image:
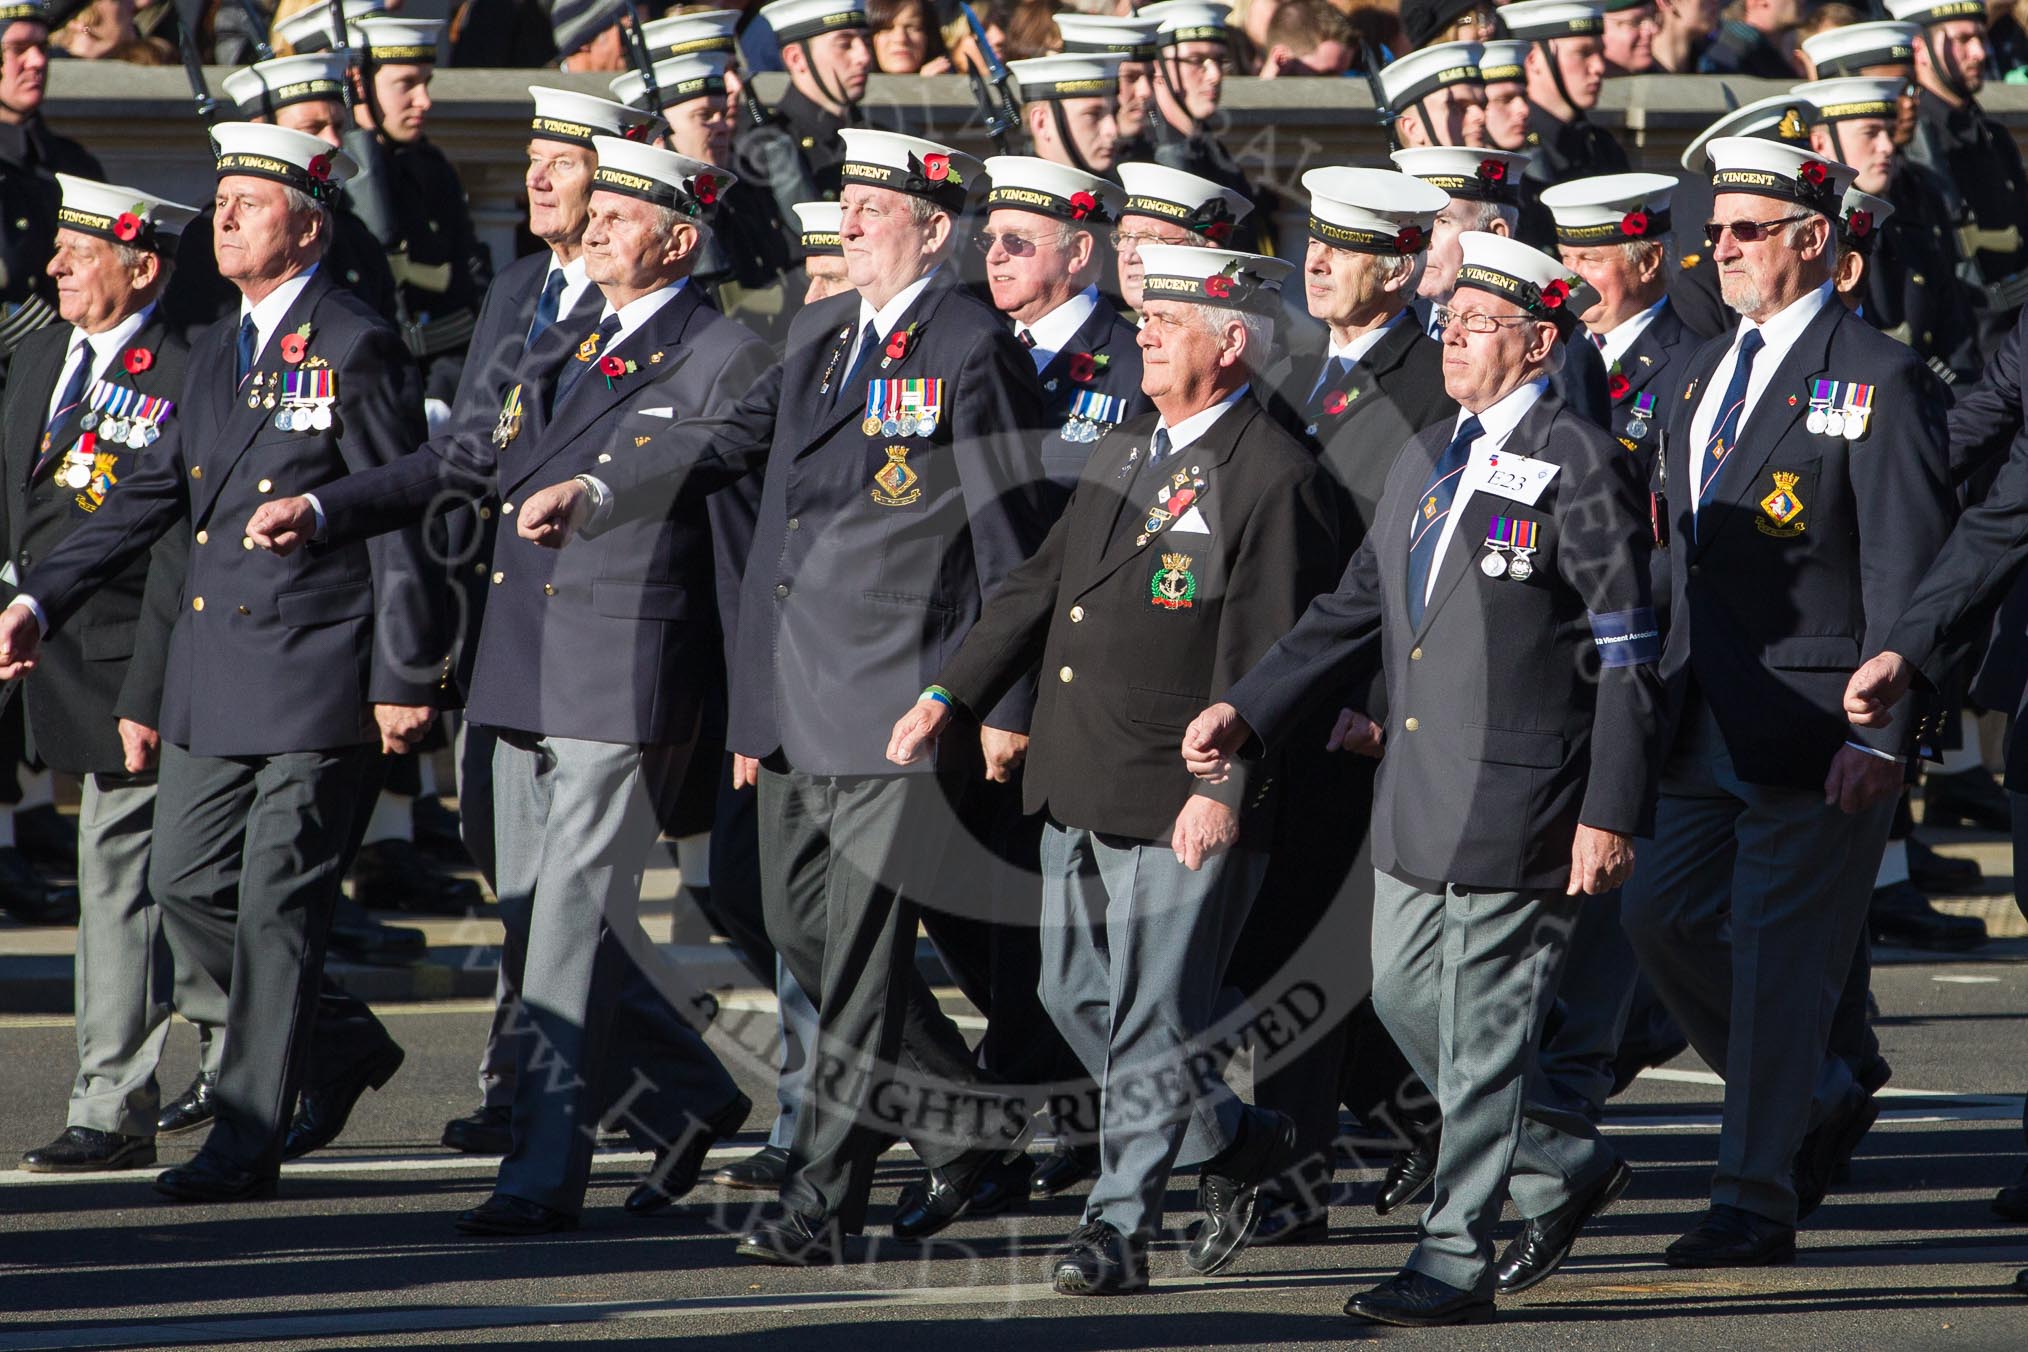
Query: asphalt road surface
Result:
<box><xmin>2</xmin><ymin>961</ymin><xmax>2024</xmax><ymax>1351</ymax></box>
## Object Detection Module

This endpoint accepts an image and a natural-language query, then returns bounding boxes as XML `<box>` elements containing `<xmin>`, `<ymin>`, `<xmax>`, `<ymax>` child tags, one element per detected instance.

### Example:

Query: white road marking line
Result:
<box><xmin>1933</xmin><ymin>975</ymin><xmax>2002</xmax><ymax>984</ymax></box>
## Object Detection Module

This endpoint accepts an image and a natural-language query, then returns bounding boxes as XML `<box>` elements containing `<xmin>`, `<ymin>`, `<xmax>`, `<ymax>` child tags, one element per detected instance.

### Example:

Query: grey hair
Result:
<box><xmin>1375</xmin><ymin>250</ymin><xmax>1423</xmax><ymax>289</ymax></box>
<box><xmin>280</xmin><ymin>185</ymin><xmax>333</xmax><ymax>251</ymax></box>
<box><xmin>906</xmin><ymin>195</ymin><xmax>948</xmax><ymax>227</ymax></box>
<box><xmin>1195</xmin><ymin>302</ymin><xmax>1275</xmax><ymax>369</ymax></box>
<box><xmin>1464</xmin><ymin>199</ymin><xmax>1521</xmax><ymax>233</ymax></box>
<box><xmin>1619</xmin><ymin>236</ymin><xmax>1677</xmax><ymax>275</ymax></box>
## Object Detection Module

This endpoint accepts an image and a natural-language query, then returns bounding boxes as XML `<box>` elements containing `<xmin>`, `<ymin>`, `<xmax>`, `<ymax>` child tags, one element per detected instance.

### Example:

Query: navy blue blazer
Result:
<box><xmin>1032</xmin><ymin>301</ymin><xmax>1147</xmax><ymax>505</ymax></box>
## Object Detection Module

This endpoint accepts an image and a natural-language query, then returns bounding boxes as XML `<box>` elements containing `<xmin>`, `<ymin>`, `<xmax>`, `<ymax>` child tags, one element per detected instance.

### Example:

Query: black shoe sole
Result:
<box><xmin>154</xmin><ymin>1175</ymin><xmax>279</xmax><ymax>1203</ymax></box>
<box><xmin>1869</xmin><ymin>925</ymin><xmax>1989</xmax><ymax>953</ymax></box>
<box><xmin>1344</xmin><ymin>1299</ymin><xmax>1496</xmax><ymax>1326</ymax></box>
<box><xmin>1496</xmin><ymin>1161</ymin><xmax>1633</xmax><ymax>1295</ymax></box>
<box><xmin>156</xmin><ymin>1113</ymin><xmax>215</xmax><ymax>1139</ymax></box>
<box><xmin>21</xmin><ymin>1145</ymin><xmax>157</xmax><ymax>1174</ymax></box>
<box><xmin>1051</xmin><ymin>1269</ymin><xmax>1148</xmax><ymax>1296</ymax></box>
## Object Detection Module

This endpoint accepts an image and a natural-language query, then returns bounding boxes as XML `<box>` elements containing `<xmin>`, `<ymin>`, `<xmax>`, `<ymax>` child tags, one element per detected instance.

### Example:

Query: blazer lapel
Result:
<box><xmin>1703</xmin><ymin>300</ymin><xmax>1841</xmax><ymax>545</ymax></box>
<box><xmin>17</xmin><ymin>328</ymin><xmax>71</xmax><ymax>486</ymax></box>
<box><xmin>1670</xmin><ymin>336</ymin><xmax>1730</xmax><ymax>559</ymax></box>
<box><xmin>1415</xmin><ymin>393</ymin><xmax>1561</xmax><ymax>638</ymax></box>
<box><xmin>1092</xmin><ymin>397</ymin><xmax>1249</xmax><ymax>582</ymax></box>
<box><xmin>1613</xmin><ymin>307</ymin><xmax>1682</xmax><ymax>400</ymax></box>
<box><xmin>192</xmin><ymin>274</ymin><xmax>333</xmax><ymax>522</ymax></box>
<box><xmin>1035</xmin><ymin>301</ymin><xmax>1121</xmax><ymax>395</ymax></box>
<box><xmin>799</xmin><ymin>279</ymin><xmax>954</xmax><ymax>454</ymax></box>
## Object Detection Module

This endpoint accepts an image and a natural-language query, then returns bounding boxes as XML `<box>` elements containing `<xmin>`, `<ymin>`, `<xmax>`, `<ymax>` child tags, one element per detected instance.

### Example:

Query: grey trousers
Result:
<box><xmin>758</xmin><ymin>766</ymin><xmax>1002</xmax><ymax>1233</ymax></box>
<box><xmin>489</xmin><ymin>730</ymin><xmax>740</xmax><ymax>1215</ymax></box>
<box><xmin>770</xmin><ymin>955</ymin><xmax>816</xmax><ymax>1151</ymax></box>
<box><xmin>149</xmin><ymin>742</ymin><xmax>371</xmax><ymax>1173</ymax></box>
<box><xmin>69</xmin><ymin>772</ymin><xmax>226</xmax><ymax>1136</ymax></box>
<box><xmin>1621</xmin><ymin>696</ymin><xmax>1892</xmax><ymax>1226</ymax></box>
<box><xmin>1039</xmin><ymin>823</ymin><xmax>1265</xmax><ymax>1242</ymax></box>
<box><xmin>1370</xmin><ymin>870</ymin><xmax>1612</xmax><ymax>1294</ymax></box>
<box><xmin>1536</xmin><ymin>889</ymin><xmax>1639</xmax><ymax>1119</ymax></box>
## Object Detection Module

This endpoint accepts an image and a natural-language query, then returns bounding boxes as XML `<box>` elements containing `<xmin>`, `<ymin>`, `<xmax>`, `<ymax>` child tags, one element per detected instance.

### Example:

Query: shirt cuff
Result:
<box><xmin>303</xmin><ymin>493</ymin><xmax>327</xmax><ymax>540</ymax></box>
<box><xmin>574</xmin><ymin>474</ymin><xmax>613</xmax><ymax>528</ymax></box>
<box><xmin>7</xmin><ymin>595</ymin><xmax>48</xmax><ymax>636</ymax></box>
<box><xmin>1843</xmin><ymin>739</ymin><xmax>1905</xmax><ymax>765</ymax></box>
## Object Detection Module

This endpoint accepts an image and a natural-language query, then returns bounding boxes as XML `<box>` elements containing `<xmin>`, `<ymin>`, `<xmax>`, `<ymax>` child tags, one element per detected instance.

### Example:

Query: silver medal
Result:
<box><xmin>1823</xmin><ymin>409</ymin><xmax>1846</xmax><ymax>437</ymax></box>
<box><xmin>916</xmin><ymin>416</ymin><xmax>936</xmax><ymax>437</ymax></box>
<box><xmin>881</xmin><ymin>417</ymin><xmax>899</xmax><ymax>436</ymax></box>
<box><xmin>1509</xmin><ymin>552</ymin><xmax>1535</xmax><ymax>582</ymax></box>
<box><xmin>1626</xmin><ymin>418</ymin><xmax>1648</xmax><ymax>440</ymax></box>
<box><xmin>899</xmin><ymin>415</ymin><xmax>919</xmax><ymax>437</ymax></box>
<box><xmin>80</xmin><ymin>411</ymin><xmax>99</xmax><ymax>431</ymax></box>
<box><xmin>1806</xmin><ymin>408</ymin><xmax>1827</xmax><ymax>436</ymax></box>
<box><xmin>274</xmin><ymin>411</ymin><xmax>292</xmax><ymax>432</ymax></box>
<box><xmin>126</xmin><ymin>424</ymin><xmax>146</xmax><ymax>451</ymax></box>
<box><xmin>1480</xmin><ymin>548</ymin><xmax>1508</xmax><ymax>578</ymax></box>
<box><xmin>62</xmin><ymin>462</ymin><xmax>89</xmax><ymax>490</ymax></box>
<box><xmin>312</xmin><ymin>405</ymin><xmax>333</xmax><ymax>431</ymax></box>
<box><xmin>143</xmin><ymin>422</ymin><xmax>160</xmax><ymax>445</ymax></box>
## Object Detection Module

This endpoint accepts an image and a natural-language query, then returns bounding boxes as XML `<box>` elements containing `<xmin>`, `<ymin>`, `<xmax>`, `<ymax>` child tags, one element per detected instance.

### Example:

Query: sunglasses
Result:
<box><xmin>1704</xmin><ymin>213</ymin><xmax>1812</xmax><ymax>246</ymax></box>
<box><xmin>973</xmin><ymin>231</ymin><xmax>1053</xmax><ymax>256</ymax></box>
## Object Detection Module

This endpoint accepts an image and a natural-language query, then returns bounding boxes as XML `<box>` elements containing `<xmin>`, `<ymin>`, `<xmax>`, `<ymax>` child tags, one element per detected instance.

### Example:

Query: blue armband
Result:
<box><xmin>1589</xmin><ymin>608</ymin><xmax>1661</xmax><ymax>667</ymax></box>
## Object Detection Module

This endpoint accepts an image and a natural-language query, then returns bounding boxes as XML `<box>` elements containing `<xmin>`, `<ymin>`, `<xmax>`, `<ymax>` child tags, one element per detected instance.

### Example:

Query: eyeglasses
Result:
<box><xmin>973</xmin><ymin>231</ymin><xmax>1057</xmax><ymax>256</ymax></box>
<box><xmin>1434</xmin><ymin>305</ymin><xmax>1536</xmax><ymax>334</ymax></box>
<box><xmin>1109</xmin><ymin>228</ymin><xmax>1204</xmax><ymax>250</ymax></box>
<box><xmin>1169</xmin><ymin>52</ymin><xmax>1235</xmax><ymax>76</ymax></box>
<box><xmin>1704</xmin><ymin>213</ymin><xmax>1811</xmax><ymax>246</ymax></box>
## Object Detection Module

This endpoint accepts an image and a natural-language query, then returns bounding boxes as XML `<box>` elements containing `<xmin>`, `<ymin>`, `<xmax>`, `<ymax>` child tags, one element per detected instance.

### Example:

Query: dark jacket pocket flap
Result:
<box><xmin>1127</xmin><ymin>686</ymin><xmax>1208</xmax><ymax>730</ymax></box>
<box><xmin>1763</xmin><ymin>635</ymin><xmax>1859</xmax><ymax>671</ymax></box>
<box><xmin>276</xmin><ymin>583</ymin><xmax>374</xmax><ymax>627</ymax></box>
<box><xmin>81</xmin><ymin>620</ymin><xmax>137</xmax><ymax>660</ymax></box>
<box><xmin>1467</xmin><ymin>724</ymin><xmax>1565</xmax><ymax>768</ymax></box>
<box><xmin>593</xmin><ymin>578</ymin><xmax>693</xmax><ymax>620</ymax></box>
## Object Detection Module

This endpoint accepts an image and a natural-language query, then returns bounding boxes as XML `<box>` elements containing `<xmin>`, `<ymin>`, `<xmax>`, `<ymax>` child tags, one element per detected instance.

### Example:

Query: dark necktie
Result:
<box><xmin>526</xmin><ymin>269</ymin><xmax>567</xmax><ymax>350</ymax></box>
<box><xmin>1698</xmin><ymin>328</ymin><xmax>1766</xmax><ymax>505</ymax></box>
<box><xmin>1149</xmin><ymin>425</ymin><xmax>1172</xmax><ymax>468</ymax></box>
<box><xmin>234</xmin><ymin>314</ymin><xmax>258</xmax><ymax>387</ymax></box>
<box><xmin>46</xmin><ymin>340</ymin><xmax>90</xmax><ymax>438</ymax></box>
<box><xmin>556</xmin><ymin>315</ymin><xmax>622</xmax><ymax>401</ymax></box>
<box><xmin>1406</xmin><ymin>414</ymin><xmax>1483</xmax><ymax>629</ymax></box>
<box><xmin>1307</xmin><ymin>355</ymin><xmax>1350</xmax><ymax>415</ymax></box>
<box><xmin>832</xmin><ymin>319</ymin><xmax>881</xmax><ymax>410</ymax></box>
<box><xmin>1017</xmin><ymin>329</ymin><xmax>1036</xmax><ymax>348</ymax></box>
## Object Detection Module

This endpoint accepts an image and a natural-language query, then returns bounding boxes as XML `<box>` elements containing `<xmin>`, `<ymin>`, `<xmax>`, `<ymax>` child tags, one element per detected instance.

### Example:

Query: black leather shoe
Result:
<box><xmin>1344</xmin><ymin>1269</ymin><xmax>1495</xmax><ymax>1327</ymax></box>
<box><xmin>1495</xmin><ymin>1157</ymin><xmax>1633</xmax><ymax>1294</ymax></box>
<box><xmin>1869</xmin><ymin>880</ymin><xmax>1987</xmax><ymax>951</ymax></box>
<box><xmin>1857</xmin><ymin>1057</ymin><xmax>1893</xmax><ymax>1098</ymax></box>
<box><xmin>13</xmin><ymin>804</ymin><xmax>77</xmax><ymax>875</ymax></box>
<box><xmin>1908</xmin><ymin>836</ymin><xmax>1982</xmax><ymax>892</ymax></box>
<box><xmin>1030</xmin><ymin>1141</ymin><xmax>1097</xmax><ymax>1198</ymax></box>
<box><xmin>155</xmin><ymin>1154</ymin><xmax>278</xmax><ymax>1203</ymax></box>
<box><xmin>348</xmin><ymin>838</ymin><xmax>487</xmax><ymax>916</ymax></box>
<box><xmin>282</xmin><ymin>1040</ymin><xmax>406</xmax><ymax>1160</ymax></box>
<box><xmin>411</xmin><ymin>795</ymin><xmax>471</xmax><ymax>864</ymax></box>
<box><xmin>1375</xmin><ymin>1130</ymin><xmax>1440</xmax><ymax>1217</ymax></box>
<box><xmin>1052</xmin><ymin>1219</ymin><xmax>1148</xmax><ymax>1296</ymax></box>
<box><xmin>1924</xmin><ymin>767</ymin><xmax>2012</xmax><ymax>831</ymax></box>
<box><xmin>1186</xmin><ymin>1108</ymin><xmax>1298</xmax><ymax>1276</ymax></box>
<box><xmin>157</xmin><ymin>1074</ymin><xmax>218</xmax><ymax>1137</ymax></box>
<box><xmin>2015</xmin><ymin>1267</ymin><xmax>2028</xmax><ymax>1295</ymax></box>
<box><xmin>23</xmin><ymin>1126</ymin><xmax>155</xmax><ymax>1173</ymax></box>
<box><xmin>714</xmin><ymin>1144</ymin><xmax>790</xmax><ymax>1191</ymax></box>
<box><xmin>1664</xmin><ymin>1203</ymin><xmax>1797</xmax><ymax>1267</ymax></box>
<box><xmin>966</xmin><ymin>1151</ymin><xmax>1037</xmax><ymax>1217</ymax></box>
<box><xmin>1992</xmin><ymin>1164</ymin><xmax>2028</xmax><ymax>1221</ymax></box>
<box><xmin>441</xmin><ymin>1105</ymin><xmax>513</xmax><ymax>1156</ymax></box>
<box><xmin>455</xmin><ymin>1193</ymin><xmax>578</xmax><ymax>1237</ymax></box>
<box><xmin>891</xmin><ymin>1127</ymin><xmax>1034</xmax><ymax>1241</ymax></box>
<box><xmin>624</xmin><ymin>1091</ymin><xmax>752</xmax><ymax>1214</ymax></box>
<box><xmin>1795</xmin><ymin>1085</ymin><xmax>1879</xmax><ymax>1221</ymax></box>
<box><xmin>0</xmin><ymin>846</ymin><xmax>76</xmax><ymax>924</ymax></box>
<box><xmin>735</xmin><ymin>1209</ymin><xmax>844</xmax><ymax>1266</ymax></box>
<box><xmin>326</xmin><ymin>916</ymin><xmax>427</xmax><ymax>968</ymax></box>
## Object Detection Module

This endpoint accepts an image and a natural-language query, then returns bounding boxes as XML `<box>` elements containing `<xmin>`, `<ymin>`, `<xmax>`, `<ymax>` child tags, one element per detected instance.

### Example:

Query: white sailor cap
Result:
<box><xmin>221</xmin><ymin>52</ymin><xmax>349</xmax><ymax>119</ymax></box>
<box><xmin>792</xmin><ymin>200</ymin><xmax>845</xmax><ymax>255</ymax></box>
<box><xmin>0</xmin><ymin>2</ymin><xmax>47</xmax><ymax>25</ymax></box>
<box><xmin>1840</xmin><ymin>186</ymin><xmax>1894</xmax><ymax>254</ymax></box>
<box><xmin>1537</xmin><ymin>171</ymin><xmax>1678</xmax><ymax>246</ymax></box>
<box><xmin>1477</xmin><ymin>38</ymin><xmax>1530</xmax><ymax>82</ymax></box>
<box><xmin>355</xmin><ymin>16</ymin><xmax>442</xmax><ymax>64</ymax></box>
<box><xmin>55</xmin><ymin>173</ymin><xmax>199</xmax><ymax>254</ymax></box>
<box><xmin>1390</xmin><ymin>146</ymin><xmax>1528</xmax><ymax>205</ymax></box>
<box><xmin>1498</xmin><ymin>0</ymin><xmax>1604</xmax><ymax>42</ymax></box>
<box><xmin>1055</xmin><ymin>14</ymin><xmax>1160</xmax><ymax>58</ymax></box>
<box><xmin>1453</xmin><ymin>230</ymin><xmax>1597</xmax><ymax>334</ymax></box>
<box><xmin>641</xmin><ymin>8</ymin><xmax>742</xmax><ymax>57</ymax></box>
<box><xmin>1705</xmin><ymin>135</ymin><xmax>1856</xmax><ymax>216</ymax></box>
<box><xmin>1115</xmin><ymin>161</ymin><xmax>1251</xmax><ymax>241</ymax></box>
<box><xmin>839</xmin><ymin>128</ymin><xmax>980</xmax><ymax>212</ymax></box>
<box><xmin>1795</xmin><ymin>76</ymin><xmax>1905</xmax><ymax>125</ymax></box>
<box><xmin>1380</xmin><ymin>42</ymin><xmax>1483</xmax><ymax>114</ymax></box>
<box><xmin>983</xmin><ymin>155</ymin><xmax>1124</xmax><ymax>226</ymax></box>
<box><xmin>1679</xmin><ymin>92</ymin><xmax>1816</xmax><ymax>173</ymax></box>
<box><xmin>529</xmin><ymin>85</ymin><xmax>657</xmax><ymax>147</ymax></box>
<box><xmin>1136</xmin><ymin>245</ymin><xmax>1295</xmax><ymax>317</ymax></box>
<box><xmin>211</xmin><ymin>121</ymin><xmax>357</xmax><ymax>201</ymax></box>
<box><xmin>1302</xmin><ymin>167</ymin><xmax>1449</xmax><ymax>254</ymax></box>
<box><xmin>1884</xmin><ymin>0</ymin><xmax>1988</xmax><ymax>28</ymax></box>
<box><xmin>551</xmin><ymin>0</ymin><xmax>623</xmax><ymax>53</ymax></box>
<box><xmin>1801</xmin><ymin>20</ymin><xmax>1918</xmax><ymax>74</ymax></box>
<box><xmin>591</xmin><ymin>135</ymin><xmax>737</xmax><ymax>217</ymax></box>
<box><xmin>760</xmin><ymin>0</ymin><xmax>868</xmax><ymax>44</ymax></box>
<box><xmin>1011</xmin><ymin>54</ymin><xmax>1126</xmax><ymax>104</ymax></box>
<box><xmin>611</xmin><ymin>52</ymin><xmax>732</xmax><ymax>111</ymax></box>
<box><xmin>1139</xmin><ymin>1</ymin><xmax>1229</xmax><ymax>46</ymax></box>
<box><xmin>274</xmin><ymin>0</ymin><xmax>384</xmax><ymax>55</ymax></box>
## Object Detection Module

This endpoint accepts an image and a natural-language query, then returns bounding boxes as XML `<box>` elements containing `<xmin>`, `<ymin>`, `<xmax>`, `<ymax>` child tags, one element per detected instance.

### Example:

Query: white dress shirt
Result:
<box><xmin>1689</xmin><ymin>281</ymin><xmax>1832</xmax><ymax>508</ymax></box>
<box><xmin>1594</xmin><ymin>295</ymin><xmax>1667</xmax><ymax>372</ymax></box>
<box><xmin>1014</xmin><ymin>286</ymin><xmax>1099</xmax><ymax>374</ymax></box>
<box><xmin>1152</xmin><ymin>383</ymin><xmax>1248</xmax><ymax>461</ymax></box>
<box><xmin>847</xmin><ymin>269</ymin><xmax>938</xmax><ymax>372</ymax></box>
<box><xmin>1310</xmin><ymin>312</ymin><xmax>1404</xmax><ymax>401</ymax></box>
<box><xmin>43</xmin><ymin>304</ymin><xmax>154</xmax><ymax>432</ymax></box>
<box><xmin>238</xmin><ymin>265</ymin><xmax>319</xmax><ymax>369</ymax></box>
<box><xmin>1422</xmin><ymin>377</ymin><xmax>1549</xmax><ymax>606</ymax></box>
<box><xmin>544</xmin><ymin>253</ymin><xmax>595</xmax><ymax>328</ymax></box>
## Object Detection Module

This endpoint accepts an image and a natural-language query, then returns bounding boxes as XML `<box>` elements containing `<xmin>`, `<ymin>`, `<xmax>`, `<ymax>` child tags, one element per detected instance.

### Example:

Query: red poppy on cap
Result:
<box><xmin>1202</xmin><ymin>275</ymin><xmax>1234</xmax><ymax>299</ymax></box>
<box><xmin>1396</xmin><ymin>225</ymin><xmax>1423</xmax><ymax>254</ymax></box>
<box><xmin>123</xmin><ymin>347</ymin><xmax>152</xmax><ymax>375</ymax></box>
<box><xmin>922</xmin><ymin>153</ymin><xmax>949</xmax><ymax>182</ymax></box>
<box><xmin>692</xmin><ymin>173</ymin><xmax>719</xmax><ymax>206</ymax></box>
<box><xmin>1620</xmin><ymin>209</ymin><xmax>1651</xmax><ymax>237</ymax></box>
<box><xmin>1539</xmin><ymin>278</ymin><xmax>1569</xmax><ymax>310</ymax></box>
<box><xmin>1479</xmin><ymin>159</ymin><xmax>1508</xmax><ymax>183</ymax></box>
<box><xmin>1068</xmin><ymin>191</ymin><xmax>1097</xmax><ymax>222</ymax></box>
<box><xmin>1799</xmin><ymin>161</ymin><xmax>1828</xmax><ymax>188</ymax></box>
<box><xmin>307</xmin><ymin>152</ymin><xmax>334</xmax><ymax>183</ymax></box>
<box><xmin>1203</xmin><ymin>218</ymin><xmax>1232</xmax><ymax>244</ymax></box>
<box><xmin>1848</xmin><ymin>209</ymin><xmax>1873</xmax><ymax>239</ymax></box>
<box><xmin>112</xmin><ymin>212</ymin><xmax>143</xmax><ymax>242</ymax></box>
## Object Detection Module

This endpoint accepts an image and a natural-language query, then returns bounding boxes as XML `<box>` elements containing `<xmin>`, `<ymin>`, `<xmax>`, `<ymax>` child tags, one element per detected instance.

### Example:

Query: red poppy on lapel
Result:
<box><xmin>123</xmin><ymin>347</ymin><xmax>153</xmax><ymax>375</ymax></box>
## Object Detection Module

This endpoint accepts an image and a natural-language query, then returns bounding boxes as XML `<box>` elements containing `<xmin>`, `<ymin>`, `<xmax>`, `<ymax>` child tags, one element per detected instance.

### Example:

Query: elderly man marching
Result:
<box><xmin>1184</xmin><ymin>233</ymin><xmax>1664</xmax><ymax>1326</ymax></box>
<box><xmin>889</xmin><ymin>244</ymin><xmax>1333</xmax><ymax>1295</ymax></box>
